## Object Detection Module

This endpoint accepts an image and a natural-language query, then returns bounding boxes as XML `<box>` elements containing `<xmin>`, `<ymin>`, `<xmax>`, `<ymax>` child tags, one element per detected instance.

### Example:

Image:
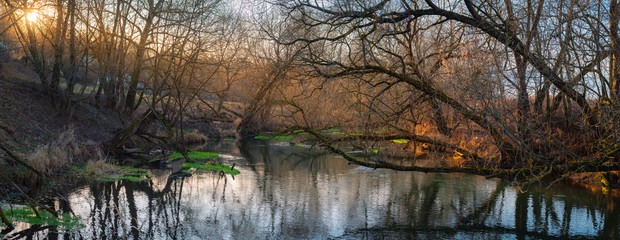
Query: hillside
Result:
<box><xmin>0</xmin><ymin>60</ymin><xmax>122</xmax><ymax>153</ymax></box>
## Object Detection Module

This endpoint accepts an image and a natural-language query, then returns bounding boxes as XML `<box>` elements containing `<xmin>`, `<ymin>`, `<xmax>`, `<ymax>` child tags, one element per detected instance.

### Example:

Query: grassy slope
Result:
<box><xmin>0</xmin><ymin>60</ymin><xmax>122</xmax><ymax>153</ymax></box>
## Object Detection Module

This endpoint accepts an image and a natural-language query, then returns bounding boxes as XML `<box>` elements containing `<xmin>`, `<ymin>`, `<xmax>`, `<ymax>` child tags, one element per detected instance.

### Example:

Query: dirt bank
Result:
<box><xmin>0</xmin><ymin>60</ymin><xmax>122</xmax><ymax>152</ymax></box>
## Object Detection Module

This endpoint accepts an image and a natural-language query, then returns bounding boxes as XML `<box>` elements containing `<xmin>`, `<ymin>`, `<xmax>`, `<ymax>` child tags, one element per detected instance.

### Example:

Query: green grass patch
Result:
<box><xmin>169</xmin><ymin>151</ymin><xmax>219</xmax><ymax>159</ymax></box>
<box><xmin>254</xmin><ymin>135</ymin><xmax>292</xmax><ymax>141</ymax></box>
<box><xmin>4</xmin><ymin>206</ymin><xmax>85</xmax><ymax>232</ymax></box>
<box><xmin>370</xmin><ymin>149</ymin><xmax>382</xmax><ymax>154</ymax></box>
<box><xmin>183</xmin><ymin>162</ymin><xmax>240</xmax><ymax>175</ymax></box>
<box><xmin>273</xmin><ymin>135</ymin><xmax>292</xmax><ymax>140</ymax></box>
<box><xmin>391</xmin><ymin>139</ymin><xmax>409</xmax><ymax>144</ymax></box>
<box><xmin>254</xmin><ymin>135</ymin><xmax>271</xmax><ymax>140</ymax></box>
<box><xmin>223</xmin><ymin>138</ymin><xmax>235</xmax><ymax>141</ymax></box>
<box><xmin>98</xmin><ymin>166</ymin><xmax>152</xmax><ymax>182</ymax></box>
<box><xmin>181</xmin><ymin>169</ymin><xmax>195</xmax><ymax>174</ymax></box>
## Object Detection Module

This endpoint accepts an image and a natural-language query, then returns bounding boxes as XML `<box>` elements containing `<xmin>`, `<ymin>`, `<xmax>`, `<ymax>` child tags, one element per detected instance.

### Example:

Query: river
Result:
<box><xmin>3</xmin><ymin>140</ymin><xmax>619</xmax><ymax>239</ymax></box>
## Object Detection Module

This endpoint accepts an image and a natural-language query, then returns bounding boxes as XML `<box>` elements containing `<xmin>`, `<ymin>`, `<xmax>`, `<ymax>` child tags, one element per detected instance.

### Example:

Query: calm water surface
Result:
<box><xmin>4</xmin><ymin>140</ymin><xmax>619</xmax><ymax>239</ymax></box>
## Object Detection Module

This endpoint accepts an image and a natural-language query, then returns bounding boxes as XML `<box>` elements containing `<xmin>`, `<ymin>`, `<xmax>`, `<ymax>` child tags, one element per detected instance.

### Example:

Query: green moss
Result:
<box><xmin>288</xmin><ymin>130</ymin><xmax>309</xmax><ymax>135</ymax></box>
<box><xmin>273</xmin><ymin>135</ymin><xmax>292</xmax><ymax>140</ymax></box>
<box><xmin>169</xmin><ymin>151</ymin><xmax>219</xmax><ymax>159</ymax></box>
<box><xmin>5</xmin><ymin>206</ymin><xmax>84</xmax><ymax>232</ymax></box>
<box><xmin>391</xmin><ymin>139</ymin><xmax>409</xmax><ymax>144</ymax></box>
<box><xmin>183</xmin><ymin>162</ymin><xmax>240</xmax><ymax>175</ymax></box>
<box><xmin>254</xmin><ymin>135</ymin><xmax>292</xmax><ymax>140</ymax></box>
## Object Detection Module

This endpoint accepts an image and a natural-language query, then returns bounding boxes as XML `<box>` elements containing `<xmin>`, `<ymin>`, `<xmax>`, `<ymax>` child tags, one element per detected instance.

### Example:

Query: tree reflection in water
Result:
<box><xmin>3</xmin><ymin>140</ymin><xmax>618</xmax><ymax>239</ymax></box>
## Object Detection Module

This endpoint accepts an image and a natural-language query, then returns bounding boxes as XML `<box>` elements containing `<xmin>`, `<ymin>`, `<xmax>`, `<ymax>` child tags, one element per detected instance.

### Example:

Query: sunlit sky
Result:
<box><xmin>25</xmin><ymin>11</ymin><xmax>38</xmax><ymax>22</ymax></box>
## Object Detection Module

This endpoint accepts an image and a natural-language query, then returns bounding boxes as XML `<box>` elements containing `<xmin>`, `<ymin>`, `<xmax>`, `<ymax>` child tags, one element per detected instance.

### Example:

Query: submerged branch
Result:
<box><xmin>329</xmin><ymin>134</ymin><xmax>482</xmax><ymax>160</ymax></box>
<box><xmin>0</xmin><ymin>143</ymin><xmax>45</xmax><ymax>177</ymax></box>
<box><xmin>297</xmin><ymin>127</ymin><xmax>620</xmax><ymax>182</ymax></box>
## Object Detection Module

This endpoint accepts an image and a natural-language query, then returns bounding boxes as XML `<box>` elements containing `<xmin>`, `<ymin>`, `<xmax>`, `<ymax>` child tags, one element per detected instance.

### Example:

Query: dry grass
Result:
<box><xmin>82</xmin><ymin>160</ymin><xmax>123</xmax><ymax>178</ymax></box>
<box><xmin>182</xmin><ymin>129</ymin><xmax>208</xmax><ymax>144</ymax></box>
<box><xmin>27</xmin><ymin>128</ymin><xmax>106</xmax><ymax>175</ymax></box>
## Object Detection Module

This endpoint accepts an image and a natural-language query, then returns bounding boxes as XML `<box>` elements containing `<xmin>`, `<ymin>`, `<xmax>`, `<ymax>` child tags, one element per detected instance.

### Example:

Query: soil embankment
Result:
<box><xmin>0</xmin><ymin>60</ymin><xmax>122</xmax><ymax>151</ymax></box>
<box><xmin>0</xmin><ymin>60</ymin><xmax>122</xmax><ymax>190</ymax></box>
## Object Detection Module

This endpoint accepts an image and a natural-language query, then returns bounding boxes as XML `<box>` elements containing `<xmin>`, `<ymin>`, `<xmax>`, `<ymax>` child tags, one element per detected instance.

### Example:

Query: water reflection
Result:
<box><xmin>3</xmin><ymin>140</ymin><xmax>618</xmax><ymax>239</ymax></box>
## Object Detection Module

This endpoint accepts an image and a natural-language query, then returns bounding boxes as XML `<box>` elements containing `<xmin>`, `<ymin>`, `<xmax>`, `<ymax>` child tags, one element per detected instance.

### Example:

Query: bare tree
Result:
<box><xmin>268</xmin><ymin>0</ymin><xmax>619</xmax><ymax>181</ymax></box>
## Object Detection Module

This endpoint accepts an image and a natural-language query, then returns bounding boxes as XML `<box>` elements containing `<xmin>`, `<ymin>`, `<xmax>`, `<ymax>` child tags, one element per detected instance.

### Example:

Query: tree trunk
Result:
<box><xmin>610</xmin><ymin>0</ymin><xmax>620</xmax><ymax>101</ymax></box>
<box><xmin>125</xmin><ymin>2</ymin><xmax>158</xmax><ymax>111</ymax></box>
<box><xmin>0</xmin><ymin>205</ymin><xmax>14</xmax><ymax>230</ymax></box>
<box><xmin>429</xmin><ymin>98</ymin><xmax>451</xmax><ymax>136</ymax></box>
<box><xmin>515</xmin><ymin>55</ymin><xmax>530</xmax><ymax>143</ymax></box>
<box><xmin>50</xmin><ymin>0</ymin><xmax>66</xmax><ymax>108</ymax></box>
<box><xmin>105</xmin><ymin>110</ymin><xmax>156</xmax><ymax>154</ymax></box>
<box><xmin>62</xmin><ymin>0</ymin><xmax>77</xmax><ymax>112</ymax></box>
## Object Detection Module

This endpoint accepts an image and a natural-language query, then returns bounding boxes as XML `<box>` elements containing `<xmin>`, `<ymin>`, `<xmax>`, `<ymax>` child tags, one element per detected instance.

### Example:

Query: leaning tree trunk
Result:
<box><xmin>104</xmin><ymin>110</ymin><xmax>156</xmax><ymax>155</ymax></box>
<box><xmin>0</xmin><ymin>205</ymin><xmax>13</xmax><ymax>230</ymax></box>
<box><xmin>428</xmin><ymin>98</ymin><xmax>452</xmax><ymax>136</ymax></box>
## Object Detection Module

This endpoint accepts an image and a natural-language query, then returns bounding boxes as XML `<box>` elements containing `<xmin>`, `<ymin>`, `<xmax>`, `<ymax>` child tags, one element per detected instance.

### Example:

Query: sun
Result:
<box><xmin>25</xmin><ymin>11</ymin><xmax>39</xmax><ymax>23</ymax></box>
